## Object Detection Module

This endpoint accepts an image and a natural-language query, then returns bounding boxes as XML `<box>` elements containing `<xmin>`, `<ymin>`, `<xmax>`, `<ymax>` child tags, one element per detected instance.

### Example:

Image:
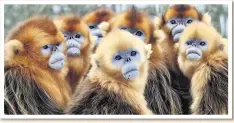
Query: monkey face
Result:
<box><xmin>112</xmin><ymin>48</ymin><xmax>141</xmax><ymax>80</ymax></box>
<box><xmin>40</xmin><ymin>42</ymin><xmax>65</xmax><ymax>70</ymax></box>
<box><xmin>88</xmin><ymin>23</ymin><xmax>103</xmax><ymax>46</ymax></box>
<box><xmin>119</xmin><ymin>26</ymin><xmax>145</xmax><ymax>41</ymax></box>
<box><xmin>62</xmin><ymin>31</ymin><xmax>85</xmax><ymax>56</ymax></box>
<box><xmin>167</xmin><ymin>17</ymin><xmax>196</xmax><ymax>42</ymax></box>
<box><xmin>183</xmin><ymin>39</ymin><xmax>208</xmax><ymax>61</ymax></box>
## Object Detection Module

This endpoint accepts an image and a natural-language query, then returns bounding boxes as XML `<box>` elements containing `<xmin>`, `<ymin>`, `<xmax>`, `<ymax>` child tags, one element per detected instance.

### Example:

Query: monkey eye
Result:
<box><xmin>131</xmin><ymin>51</ymin><xmax>137</xmax><ymax>56</ymax></box>
<box><xmin>115</xmin><ymin>55</ymin><xmax>122</xmax><ymax>60</ymax></box>
<box><xmin>200</xmin><ymin>42</ymin><xmax>206</xmax><ymax>46</ymax></box>
<box><xmin>135</xmin><ymin>31</ymin><xmax>142</xmax><ymax>36</ymax></box>
<box><xmin>186</xmin><ymin>41</ymin><xmax>192</xmax><ymax>45</ymax></box>
<box><xmin>43</xmin><ymin>45</ymin><xmax>49</xmax><ymax>49</ymax></box>
<box><xmin>75</xmin><ymin>34</ymin><xmax>81</xmax><ymax>38</ymax></box>
<box><xmin>120</xmin><ymin>27</ymin><xmax>127</xmax><ymax>30</ymax></box>
<box><xmin>170</xmin><ymin>20</ymin><xmax>177</xmax><ymax>24</ymax></box>
<box><xmin>89</xmin><ymin>25</ymin><xmax>95</xmax><ymax>29</ymax></box>
<box><xmin>187</xmin><ymin>19</ymin><xmax>193</xmax><ymax>24</ymax></box>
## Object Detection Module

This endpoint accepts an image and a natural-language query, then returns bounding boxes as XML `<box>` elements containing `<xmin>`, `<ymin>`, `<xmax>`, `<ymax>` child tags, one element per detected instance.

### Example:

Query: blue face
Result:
<box><xmin>40</xmin><ymin>42</ymin><xmax>65</xmax><ymax>70</ymax></box>
<box><xmin>112</xmin><ymin>48</ymin><xmax>141</xmax><ymax>81</ymax></box>
<box><xmin>62</xmin><ymin>31</ymin><xmax>85</xmax><ymax>56</ymax></box>
<box><xmin>119</xmin><ymin>26</ymin><xmax>145</xmax><ymax>41</ymax></box>
<box><xmin>88</xmin><ymin>23</ymin><xmax>103</xmax><ymax>46</ymax></box>
<box><xmin>167</xmin><ymin>17</ymin><xmax>196</xmax><ymax>42</ymax></box>
<box><xmin>184</xmin><ymin>39</ymin><xmax>208</xmax><ymax>61</ymax></box>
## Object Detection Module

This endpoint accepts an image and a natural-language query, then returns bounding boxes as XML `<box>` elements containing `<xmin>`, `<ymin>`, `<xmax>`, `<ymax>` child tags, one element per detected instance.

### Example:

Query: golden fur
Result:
<box><xmin>99</xmin><ymin>7</ymin><xmax>182</xmax><ymax>114</ymax></box>
<box><xmin>163</xmin><ymin>5</ymin><xmax>202</xmax><ymax>23</ymax></box>
<box><xmin>102</xmin><ymin>7</ymin><xmax>156</xmax><ymax>44</ymax></box>
<box><xmin>178</xmin><ymin>22</ymin><xmax>228</xmax><ymax>114</ymax></box>
<box><xmin>156</xmin><ymin>5</ymin><xmax>211</xmax><ymax>72</ymax></box>
<box><xmin>54</xmin><ymin>15</ymin><xmax>92</xmax><ymax>92</ymax></box>
<box><xmin>82</xmin><ymin>8</ymin><xmax>114</xmax><ymax>25</ymax></box>
<box><xmin>87</xmin><ymin>29</ymin><xmax>153</xmax><ymax>114</ymax></box>
<box><xmin>5</xmin><ymin>16</ymin><xmax>71</xmax><ymax>109</ymax></box>
<box><xmin>99</xmin><ymin>7</ymin><xmax>165</xmax><ymax>68</ymax></box>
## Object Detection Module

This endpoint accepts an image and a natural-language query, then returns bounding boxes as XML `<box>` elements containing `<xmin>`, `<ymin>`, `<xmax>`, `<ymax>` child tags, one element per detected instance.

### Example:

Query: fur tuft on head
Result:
<box><xmin>82</xmin><ymin>8</ymin><xmax>114</xmax><ymax>24</ymax></box>
<box><xmin>162</xmin><ymin>4</ymin><xmax>202</xmax><ymax>23</ymax></box>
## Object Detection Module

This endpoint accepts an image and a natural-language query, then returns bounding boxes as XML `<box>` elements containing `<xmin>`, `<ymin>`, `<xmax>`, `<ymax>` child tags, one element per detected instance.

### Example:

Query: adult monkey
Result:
<box><xmin>178</xmin><ymin>22</ymin><xmax>228</xmax><ymax>114</ymax></box>
<box><xmin>66</xmin><ymin>29</ymin><xmax>153</xmax><ymax>114</ymax></box>
<box><xmin>82</xmin><ymin>8</ymin><xmax>114</xmax><ymax>51</ymax></box>
<box><xmin>155</xmin><ymin>4</ymin><xmax>211</xmax><ymax>114</ymax></box>
<box><xmin>4</xmin><ymin>16</ymin><xmax>71</xmax><ymax>114</ymax></box>
<box><xmin>99</xmin><ymin>6</ymin><xmax>182</xmax><ymax>114</ymax></box>
<box><xmin>54</xmin><ymin>15</ymin><xmax>93</xmax><ymax>92</ymax></box>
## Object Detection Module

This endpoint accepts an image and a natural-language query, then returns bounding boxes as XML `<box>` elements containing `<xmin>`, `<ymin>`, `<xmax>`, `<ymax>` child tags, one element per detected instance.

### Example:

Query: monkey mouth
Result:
<box><xmin>51</xmin><ymin>58</ymin><xmax>64</xmax><ymax>64</ymax></box>
<box><xmin>97</xmin><ymin>35</ymin><xmax>103</xmax><ymax>38</ymax></box>
<box><xmin>124</xmin><ymin>69</ymin><xmax>138</xmax><ymax>75</ymax></box>
<box><xmin>187</xmin><ymin>51</ymin><xmax>200</xmax><ymax>56</ymax></box>
<box><xmin>173</xmin><ymin>30</ymin><xmax>183</xmax><ymax>36</ymax></box>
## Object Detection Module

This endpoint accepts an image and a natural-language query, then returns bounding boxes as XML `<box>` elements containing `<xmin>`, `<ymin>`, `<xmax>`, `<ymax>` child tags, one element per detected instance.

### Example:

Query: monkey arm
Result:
<box><xmin>191</xmin><ymin>60</ymin><xmax>228</xmax><ymax>114</ymax></box>
<box><xmin>4</xmin><ymin>67</ymin><xmax>62</xmax><ymax>114</ymax></box>
<box><xmin>66</xmin><ymin>79</ymin><xmax>139</xmax><ymax>115</ymax></box>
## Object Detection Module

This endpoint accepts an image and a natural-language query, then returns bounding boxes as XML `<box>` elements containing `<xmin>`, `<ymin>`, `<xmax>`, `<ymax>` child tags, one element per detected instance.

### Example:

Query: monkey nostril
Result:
<box><xmin>126</xmin><ymin>58</ymin><xmax>131</xmax><ymax>62</ymax></box>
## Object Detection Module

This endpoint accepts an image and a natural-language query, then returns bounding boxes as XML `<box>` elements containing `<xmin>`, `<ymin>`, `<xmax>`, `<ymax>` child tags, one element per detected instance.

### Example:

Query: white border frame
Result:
<box><xmin>0</xmin><ymin>0</ymin><xmax>232</xmax><ymax>120</ymax></box>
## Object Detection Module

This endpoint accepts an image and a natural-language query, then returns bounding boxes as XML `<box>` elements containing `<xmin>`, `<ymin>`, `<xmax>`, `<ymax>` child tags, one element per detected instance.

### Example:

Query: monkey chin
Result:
<box><xmin>123</xmin><ymin>70</ymin><xmax>139</xmax><ymax>81</ymax></box>
<box><xmin>173</xmin><ymin>33</ymin><xmax>181</xmax><ymax>42</ymax></box>
<box><xmin>49</xmin><ymin>52</ymin><xmax>65</xmax><ymax>70</ymax></box>
<box><xmin>186</xmin><ymin>48</ymin><xmax>202</xmax><ymax>61</ymax></box>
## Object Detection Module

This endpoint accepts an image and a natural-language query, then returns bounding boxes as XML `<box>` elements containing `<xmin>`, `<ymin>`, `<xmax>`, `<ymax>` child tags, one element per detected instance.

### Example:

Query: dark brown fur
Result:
<box><xmin>4</xmin><ymin>67</ymin><xmax>62</xmax><ymax>114</ymax></box>
<box><xmin>66</xmin><ymin>79</ymin><xmax>138</xmax><ymax>114</ymax></box>
<box><xmin>145</xmin><ymin>65</ymin><xmax>182</xmax><ymax>114</ymax></box>
<box><xmin>197</xmin><ymin>60</ymin><xmax>228</xmax><ymax>114</ymax></box>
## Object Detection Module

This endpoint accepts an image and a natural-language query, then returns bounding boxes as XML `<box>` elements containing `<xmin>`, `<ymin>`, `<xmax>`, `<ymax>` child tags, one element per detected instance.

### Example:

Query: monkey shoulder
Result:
<box><xmin>145</xmin><ymin>66</ymin><xmax>182</xmax><ymax>114</ymax></box>
<box><xmin>4</xmin><ymin>67</ymin><xmax>62</xmax><ymax>114</ymax></box>
<box><xmin>67</xmin><ymin>78</ymin><xmax>139</xmax><ymax>115</ymax></box>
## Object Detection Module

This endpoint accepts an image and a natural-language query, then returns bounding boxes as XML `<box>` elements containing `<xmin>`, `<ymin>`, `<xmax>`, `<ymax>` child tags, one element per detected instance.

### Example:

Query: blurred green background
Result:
<box><xmin>4</xmin><ymin>4</ymin><xmax>228</xmax><ymax>39</ymax></box>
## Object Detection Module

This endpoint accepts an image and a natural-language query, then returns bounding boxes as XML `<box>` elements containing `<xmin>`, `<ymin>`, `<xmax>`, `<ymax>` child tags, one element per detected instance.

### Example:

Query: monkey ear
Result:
<box><xmin>4</xmin><ymin>40</ymin><xmax>23</xmax><ymax>63</ymax></box>
<box><xmin>153</xmin><ymin>29</ymin><xmax>166</xmax><ymax>43</ymax></box>
<box><xmin>218</xmin><ymin>38</ymin><xmax>227</xmax><ymax>52</ymax></box>
<box><xmin>144</xmin><ymin>44</ymin><xmax>152</xmax><ymax>59</ymax></box>
<box><xmin>98</xmin><ymin>21</ymin><xmax>110</xmax><ymax>36</ymax></box>
<box><xmin>154</xmin><ymin>16</ymin><xmax>163</xmax><ymax>29</ymax></box>
<box><xmin>202</xmin><ymin>12</ymin><xmax>212</xmax><ymax>25</ymax></box>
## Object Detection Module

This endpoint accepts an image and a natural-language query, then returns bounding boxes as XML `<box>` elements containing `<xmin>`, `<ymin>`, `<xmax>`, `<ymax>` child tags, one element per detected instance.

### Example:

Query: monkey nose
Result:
<box><xmin>53</xmin><ymin>47</ymin><xmax>58</xmax><ymax>52</ymax></box>
<box><xmin>126</xmin><ymin>58</ymin><xmax>131</xmax><ymax>62</ymax></box>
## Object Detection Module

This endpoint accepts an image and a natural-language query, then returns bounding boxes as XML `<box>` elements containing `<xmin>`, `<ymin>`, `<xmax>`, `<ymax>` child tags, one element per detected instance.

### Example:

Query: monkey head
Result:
<box><xmin>91</xmin><ymin>29</ymin><xmax>152</xmax><ymax>82</ymax></box>
<box><xmin>162</xmin><ymin>4</ymin><xmax>202</xmax><ymax>42</ymax></box>
<box><xmin>54</xmin><ymin>15</ymin><xmax>91</xmax><ymax>57</ymax></box>
<box><xmin>82</xmin><ymin>8</ymin><xmax>114</xmax><ymax>46</ymax></box>
<box><xmin>5</xmin><ymin>16</ymin><xmax>66</xmax><ymax>71</ymax></box>
<box><xmin>179</xmin><ymin>22</ymin><xmax>224</xmax><ymax>62</ymax></box>
<box><xmin>99</xmin><ymin>6</ymin><xmax>156</xmax><ymax>44</ymax></box>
